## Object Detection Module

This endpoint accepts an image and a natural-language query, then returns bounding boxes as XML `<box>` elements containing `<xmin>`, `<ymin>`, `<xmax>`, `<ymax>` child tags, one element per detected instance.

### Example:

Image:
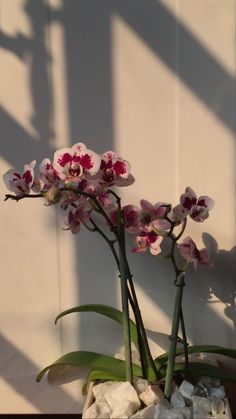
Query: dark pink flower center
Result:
<box><xmin>146</xmin><ymin>231</ymin><xmax>158</xmax><ymax>244</ymax></box>
<box><xmin>197</xmin><ymin>198</ymin><xmax>206</xmax><ymax>207</ymax></box>
<box><xmin>22</xmin><ymin>170</ymin><xmax>33</xmax><ymax>185</ymax></box>
<box><xmin>58</xmin><ymin>153</ymin><xmax>73</xmax><ymax>167</ymax></box>
<box><xmin>182</xmin><ymin>197</ymin><xmax>197</xmax><ymax>210</ymax></box>
<box><xmin>114</xmin><ymin>160</ymin><xmax>127</xmax><ymax>175</ymax></box>
<box><xmin>80</xmin><ymin>154</ymin><xmax>93</xmax><ymax>170</ymax></box>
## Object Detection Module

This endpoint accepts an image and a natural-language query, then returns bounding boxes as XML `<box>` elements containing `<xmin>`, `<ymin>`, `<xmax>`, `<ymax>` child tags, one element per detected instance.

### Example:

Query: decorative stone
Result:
<box><xmin>211</xmin><ymin>377</ymin><xmax>221</xmax><ymax>388</ymax></box>
<box><xmin>170</xmin><ymin>390</ymin><xmax>186</xmax><ymax>408</ymax></box>
<box><xmin>192</xmin><ymin>383</ymin><xmax>209</xmax><ymax>398</ymax></box>
<box><xmin>179</xmin><ymin>380</ymin><xmax>195</xmax><ymax>399</ymax></box>
<box><xmin>104</xmin><ymin>381</ymin><xmax>140</xmax><ymax>417</ymax></box>
<box><xmin>110</xmin><ymin>400</ymin><xmax>135</xmax><ymax>419</ymax></box>
<box><xmin>193</xmin><ymin>408</ymin><xmax>212</xmax><ymax>419</ymax></box>
<box><xmin>92</xmin><ymin>380</ymin><xmax>124</xmax><ymax>400</ymax></box>
<box><xmin>133</xmin><ymin>377</ymin><xmax>149</xmax><ymax>395</ymax></box>
<box><xmin>130</xmin><ymin>404</ymin><xmax>156</xmax><ymax>418</ymax></box>
<box><xmin>83</xmin><ymin>400</ymin><xmax>111</xmax><ymax>419</ymax></box>
<box><xmin>210</xmin><ymin>385</ymin><xmax>225</xmax><ymax>399</ymax></box>
<box><xmin>211</xmin><ymin>396</ymin><xmax>225</xmax><ymax>416</ymax></box>
<box><xmin>155</xmin><ymin>406</ymin><xmax>191</xmax><ymax>419</ymax></box>
<box><xmin>139</xmin><ymin>384</ymin><xmax>164</xmax><ymax>406</ymax></box>
<box><xmin>192</xmin><ymin>396</ymin><xmax>211</xmax><ymax>413</ymax></box>
<box><xmin>154</xmin><ymin>399</ymin><xmax>171</xmax><ymax>419</ymax></box>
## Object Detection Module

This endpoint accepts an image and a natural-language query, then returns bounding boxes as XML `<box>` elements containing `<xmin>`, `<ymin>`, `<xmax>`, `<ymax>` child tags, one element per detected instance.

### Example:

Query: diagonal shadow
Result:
<box><xmin>113</xmin><ymin>0</ymin><xmax>236</xmax><ymax>135</ymax></box>
<box><xmin>0</xmin><ymin>332</ymin><xmax>81</xmax><ymax>413</ymax></box>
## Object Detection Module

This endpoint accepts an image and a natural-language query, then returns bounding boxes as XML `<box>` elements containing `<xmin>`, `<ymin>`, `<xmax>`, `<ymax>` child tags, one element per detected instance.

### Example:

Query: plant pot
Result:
<box><xmin>82</xmin><ymin>379</ymin><xmax>232</xmax><ymax>419</ymax></box>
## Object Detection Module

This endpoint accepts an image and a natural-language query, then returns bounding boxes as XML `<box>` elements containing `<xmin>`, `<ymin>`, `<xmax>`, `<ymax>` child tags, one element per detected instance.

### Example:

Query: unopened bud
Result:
<box><xmin>44</xmin><ymin>187</ymin><xmax>61</xmax><ymax>205</ymax></box>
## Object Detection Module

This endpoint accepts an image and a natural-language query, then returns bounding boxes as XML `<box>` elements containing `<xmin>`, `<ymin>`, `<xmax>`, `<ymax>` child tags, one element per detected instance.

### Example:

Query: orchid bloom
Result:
<box><xmin>132</xmin><ymin>231</ymin><xmax>163</xmax><ymax>256</ymax></box>
<box><xmin>178</xmin><ymin>236</ymin><xmax>213</xmax><ymax>269</ymax></box>
<box><xmin>3</xmin><ymin>161</ymin><xmax>37</xmax><ymax>195</ymax></box>
<box><xmin>180</xmin><ymin>187</ymin><xmax>214</xmax><ymax>222</ymax></box>
<box><xmin>100</xmin><ymin>151</ymin><xmax>134</xmax><ymax>187</ymax></box>
<box><xmin>53</xmin><ymin>142</ymin><xmax>101</xmax><ymax>181</ymax></box>
<box><xmin>65</xmin><ymin>204</ymin><xmax>91</xmax><ymax>234</ymax></box>
<box><xmin>123</xmin><ymin>205</ymin><xmax>141</xmax><ymax>233</ymax></box>
<box><xmin>139</xmin><ymin>200</ymin><xmax>171</xmax><ymax>233</ymax></box>
<box><xmin>39</xmin><ymin>158</ymin><xmax>60</xmax><ymax>189</ymax></box>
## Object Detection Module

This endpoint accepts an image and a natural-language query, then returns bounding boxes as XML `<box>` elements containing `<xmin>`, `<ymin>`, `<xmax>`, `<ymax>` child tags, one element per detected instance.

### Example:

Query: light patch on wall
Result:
<box><xmin>1</xmin><ymin>0</ymin><xmax>32</xmax><ymax>37</ymax></box>
<box><xmin>111</xmin><ymin>13</ymin><xmax>177</xmax><ymax>205</ymax></box>
<box><xmin>161</xmin><ymin>0</ymin><xmax>236</xmax><ymax>78</ymax></box>
<box><xmin>0</xmin><ymin>0</ymin><xmax>40</xmax><ymax>139</ymax></box>
<box><xmin>48</xmin><ymin>19</ymin><xmax>70</xmax><ymax>149</ymax></box>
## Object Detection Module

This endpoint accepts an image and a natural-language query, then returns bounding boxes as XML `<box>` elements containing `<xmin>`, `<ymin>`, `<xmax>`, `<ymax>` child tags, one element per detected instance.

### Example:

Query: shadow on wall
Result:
<box><xmin>0</xmin><ymin>333</ymin><xmax>82</xmax><ymax>413</ymax></box>
<box><xmin>0</xmin><ymin>0</ymin><xmax>235</xmax><ymax>412</ymax></box>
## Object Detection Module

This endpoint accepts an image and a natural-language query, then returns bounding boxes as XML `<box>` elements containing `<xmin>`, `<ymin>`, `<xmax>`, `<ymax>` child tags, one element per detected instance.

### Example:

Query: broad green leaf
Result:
<box><xmin>82</xmin><ymin>370</ymin><xmax>125</xmax><ymax>395</ymax></box>
<box><xmin>55</xmin><ymin>304</ymin><xmax>139</xmax><ymax>349</ymax></box>
<box><xmin>162</xmin><ymin>361</ymin><xmax>236</xmax><ymax>384</ymax></box>
<box><xmin>36</xmin><ymin>351</ymin><xmax>143</xmax><ymax>382</ymax></box>
<box><xmin>155</xmin><ymin>345</ymin><xmax>236</xmax><ymax>366</ymax></box>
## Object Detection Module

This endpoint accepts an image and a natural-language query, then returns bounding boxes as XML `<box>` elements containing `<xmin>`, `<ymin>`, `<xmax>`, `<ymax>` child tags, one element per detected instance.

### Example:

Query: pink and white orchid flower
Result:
<box><xmin>180</xmin><ymin>187</ymin><xmax>214</xmax><ymax>222</ymax></box>
<box><xmin>123</xmin><ymin>205</ymin><xmax>141</xmax><ymax>233</ymax></box>
<box><xmin>100</xmin><ymin>151</ymin><xmax>134</xmax><ymax>187</ymax></box>
<box><xmin>139</xmin><ymin>200</ymin><xmax>171</xmax><ymax>232</ymax></box>
<box><xmin>3</xmin><ymin>161</ymin><xmax>37</xmax><ymax>195</ymax></box>
<box><xmin>132</xmin><ymin>231</ymin><xmax>163</xmax><ymax>256</ymax></box>
<box><xmin>178</xmin><ymin>236</ymin><xmax>213</xmax><ymax>269</ymax></box>
<box><xmin>39</xmin><ymin>158</ymin><xmax>60</xmax><ymax>188</ymax></box>
<box><xmin>53</xmin><ymin>142</ymin><xmax>101</xmax><ymax>181</ymax></box>
<box><xmin>64</xmin><ymin>204</ymin><xmax>91</xmax><ymax>234</ymax></box>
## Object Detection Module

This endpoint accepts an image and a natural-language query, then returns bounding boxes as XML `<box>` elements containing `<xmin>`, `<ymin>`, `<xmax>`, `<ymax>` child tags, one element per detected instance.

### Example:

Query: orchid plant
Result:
<box><xmin>3</xmin><ymin>142</ymin><xmax>236</xmax><ymax>400</ymax></box>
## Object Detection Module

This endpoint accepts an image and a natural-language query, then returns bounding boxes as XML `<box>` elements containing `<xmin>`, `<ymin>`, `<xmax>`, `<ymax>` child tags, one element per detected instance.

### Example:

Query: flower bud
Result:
<box><xmin>44</xmin><ymin>187</ymin><xmax>62</xmax><ymax>205</ymax></box>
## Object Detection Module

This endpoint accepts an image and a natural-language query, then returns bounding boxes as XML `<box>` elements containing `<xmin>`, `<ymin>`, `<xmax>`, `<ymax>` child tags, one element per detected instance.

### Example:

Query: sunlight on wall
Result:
<box><xmin>111</xmin><ymin>14</ymin><xmax>177</xmax><ymax>206</ymax></box>
<box><xmin>162</xmin><ymin>0</ymin><xmax>235</xmax><ymax>78</ymax></box>
<box><xmin>0</xmin><ymin>0</ymin><xmax>38</xmax><ymax>139</ymax></box>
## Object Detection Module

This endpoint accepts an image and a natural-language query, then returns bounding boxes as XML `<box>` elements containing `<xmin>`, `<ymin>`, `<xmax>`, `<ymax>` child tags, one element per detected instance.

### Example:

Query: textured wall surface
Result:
<box><xmin>0</xmin><ymin>0</ymin><xmax>235</xmax><ymax>413</ymax></box>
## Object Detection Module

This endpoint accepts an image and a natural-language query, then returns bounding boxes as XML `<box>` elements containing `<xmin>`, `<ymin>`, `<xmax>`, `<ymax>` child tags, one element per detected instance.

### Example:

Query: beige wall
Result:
<box><xmin>0</xmin><ymin>0</ymin><xmax>235</xmax><ymax>413</ymax></box>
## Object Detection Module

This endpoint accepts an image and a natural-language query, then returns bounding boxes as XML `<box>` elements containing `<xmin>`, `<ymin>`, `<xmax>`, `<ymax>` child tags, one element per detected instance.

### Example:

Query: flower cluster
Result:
<box><xmin>3</xmin><ymin>144</ymin><xmax>214</xmax><ymax>269</ymax></box>
<box><xmin>3</xmin><ymin>143</ymin><xmax>134</xmax><ymax>234</ymax></box>
<box><xmin>121</xmin><ymin>187</ymin><xmax>214</xmax><ymax>268</ymax></box>
<box><xmin>3</xmin><ymin>142</ymin><xmax>217</xmax><ymax>399</ymax></box>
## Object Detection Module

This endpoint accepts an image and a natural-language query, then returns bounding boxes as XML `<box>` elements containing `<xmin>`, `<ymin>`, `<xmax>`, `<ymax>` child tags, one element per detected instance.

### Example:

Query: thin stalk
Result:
<box><xmin>180</xmin><ymin>308</ymin><xmax>189</xmax><ymax>370</ymax></box>
<box><xmin>127</xmin><ymin>274</ymin><xmax>161</xmax><ymax>380</ymax></box>
<box><xmin>127</xmin><ymin>287</ymin><xmax>148</xmax><ymax>378</ymax></box>
<box><xmin>164</xmin><ymin>272</ymin><xmax>185</xmax><ymax>399</ymax></box>
<box><xmin>118</xmin><ymin>223</ymin><xmax>133</xmax><ymax>383</ymax></box>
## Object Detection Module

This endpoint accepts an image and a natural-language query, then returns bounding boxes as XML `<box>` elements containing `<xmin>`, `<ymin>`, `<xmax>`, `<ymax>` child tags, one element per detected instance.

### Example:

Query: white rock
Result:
<box><xmin>133</xmin><ymin>377</ymin><xmax>149</xmax><ymax>395</ymax></box>
<box><xmin>193</xmin><ymin>408</ymin><xmax>212</xmax><ymax>419</ymax></box>
<box><xmin>139</xmin><ymin>384</ymin><xmax>164</xmax><ymax>406</ymax></box>
<box><xmin>92</xmin><ymin>380</ymin><xmax>124</xmax><ymax>400</ymax></box>
<box><xmin>210</xmin><ymin>385</ymin><xmax>225</xmax><ymax>399</ymax></box>
<box><xmin>110</xmin><ymin>400</ymin><xmax>135</xmax><ymax>419</ymax></box>
<box><xmin>130</xmin><ymin>404</ymin><xmax>156</xmax><ymax>418</ymax></box>
<box><xmin>211</xmin><ymin>396</ymin><xmax>225</xmax><ymax>416</ymax></box>
<box><xmin>170</xmin><ymin>390</ymin><xmax>186</xmax><ymax>408</ymax></box>
<box><xmin>192</xmin><ymin>396</ymin><xmax>211</xmax><ymax>413</ymax></box>
<box><xmin>105</xmin><ymin>381</ymin><xmax>141</xmax><ymax>417</ymax></box>
<box><xmin>179</xmin><ymin>380</ymin><xmax>195</xmax><ymax>399</ymax></box>
<box><xmin>211</xmin><ymin>377</ymin><xmax>221</xmax><ymax>388</ymax></box>
<box><xmin>154</xmin><ymin>399</ymin><xmax>171</xmax><ymax>419</ymax></box>
<box><xmin>83</xmin><ymin>400</ymin><xmax>111</xmax><ymax>419</ymax></box>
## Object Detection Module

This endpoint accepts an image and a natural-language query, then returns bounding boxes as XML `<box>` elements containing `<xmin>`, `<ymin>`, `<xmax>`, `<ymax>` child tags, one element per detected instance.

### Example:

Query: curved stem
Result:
<box><xmin>164</xmin><ymin>272</ymin><xmax>185</xmax><ymax>399</ymax></box>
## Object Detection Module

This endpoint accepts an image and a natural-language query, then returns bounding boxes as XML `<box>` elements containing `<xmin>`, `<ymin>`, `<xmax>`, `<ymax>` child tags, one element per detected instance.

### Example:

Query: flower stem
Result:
<box><xmin>118</xmin><ymin>223</ymin><xmax>133</xmax><ymax>383</ymax></box>
<box><xmin>164</xmin><ymin>272</ymin><xmax>185</xmax><ymax>399</ymax></box>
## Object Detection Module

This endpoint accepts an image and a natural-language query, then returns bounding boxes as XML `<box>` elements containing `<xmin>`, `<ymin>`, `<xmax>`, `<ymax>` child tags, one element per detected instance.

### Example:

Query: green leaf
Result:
<box><xmin>82</xmin><ymin>370</ymin><xmax>125</xmax><ymax>395</ymax></box>
<box><xmin>36</xmin><ymin>351</ymin><xmax>142</xmax><ymax>382</ymax></box>
<box><xmin>55</xmin><ymin>304</ymin><xmax>139</xmax><ymax>349</ymax></box>
<box><xmin>165</xmin><ymin>361</ymin><xmax>236</xmax><ymax>383</ymax></box>
<box><xmin>156</xmin><ymin>345</ymin><xmax>236</xmax><ymax>366</ymax></box>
